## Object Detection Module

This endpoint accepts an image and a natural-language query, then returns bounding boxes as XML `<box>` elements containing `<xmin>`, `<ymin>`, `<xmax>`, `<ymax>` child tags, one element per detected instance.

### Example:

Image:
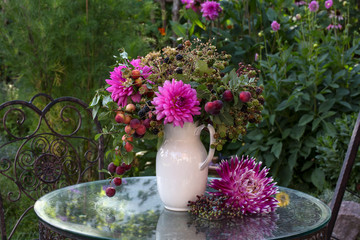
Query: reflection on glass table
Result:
<box><xmin>34</xmin><ymin>176</ymin><xmax>331</xmax><ymax>240</ymax></box>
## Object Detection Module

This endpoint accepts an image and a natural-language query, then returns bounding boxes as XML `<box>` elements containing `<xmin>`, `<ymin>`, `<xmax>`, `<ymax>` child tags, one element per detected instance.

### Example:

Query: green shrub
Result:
<box><xmin>316</xmin><ymin>113</ymin><xmax>360</xmax><ymax>192</ymax></box>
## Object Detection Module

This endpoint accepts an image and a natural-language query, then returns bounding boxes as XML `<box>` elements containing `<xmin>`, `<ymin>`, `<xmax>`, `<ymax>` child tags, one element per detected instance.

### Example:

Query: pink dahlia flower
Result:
<box><xmin>106</xmin><ymin>59</ymin><xmax>152</xmax><ymax>107</ymax></box>
<box><xmin>200</xmin><ymin>1</ymin><xmax>222</xmax><ymax>21</ymax></box>
<box><xmin>152</xmin><ymin>79</ymin><xmax>201</xmax><ymax>127</ymax></box>
<box><xmin>271</xmin><ymin>21</ymin><xmax>280</xmax><ymax>32</ymax></box>
<box><xmin>308</xmin><ymin>1</ymin><xmax>319</xmax><ymax>12</ymax></box>
<box><xmin>209</xmin><ymin>155</ymin><xmax>279</xmax><ymax>215</ymax></box>
<box><xmin>325</xmin><ymin>0</ymin><xmax>333</xmax><ymax>9</ymax></box>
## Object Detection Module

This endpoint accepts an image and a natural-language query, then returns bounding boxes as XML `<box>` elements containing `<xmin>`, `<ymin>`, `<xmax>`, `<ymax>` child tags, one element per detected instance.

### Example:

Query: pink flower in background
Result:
<box><xmin>271</xmin><ymin>21</ymin><xmax>280</xmax><ymax>32</ymax></box>
<box><xmin>181</xmin><ymin>0</ymin><xmax>195</xmax><ymax>9</ymax></box>
<box><xmin>106</xmin><ymin>59</ymin><xmax>152</xmax><ymax>107</ymax></box>
<box><xmin>209</xmin><ymin>155</ymin><xmax>279</xmax><ymax>215</ymax></box>
<box><xmin>152</xmin><ymin>79</ymin><xmax>201</xmax><ymax>127</ymax></box>
<box><xmin>200</xmin><ymin>1</ymin><xmax>222</xmax><ymax>21</ymax></box>
<box><xmin>255</xmin><ymin>53</ymin><xmax>259</xmax><ymax>61</ymax></box>
<box><xmin>308</xmin><ymin>1</ymin><xmax>319</xmax><ymax>12</ymax></box>
<box><xmin>325</xmin><ymin>0</ymin><xmax>333</xmax><ymax>9</ymax></box>
<box><xmin>326</xmin><ymin>24</ymin><xmax>342</xmax><ymax>30</ymax></box>
<box><xmin>294</xmin><ymin>0</ymin><xmax>306</xmax><ymax>6</ymax></box>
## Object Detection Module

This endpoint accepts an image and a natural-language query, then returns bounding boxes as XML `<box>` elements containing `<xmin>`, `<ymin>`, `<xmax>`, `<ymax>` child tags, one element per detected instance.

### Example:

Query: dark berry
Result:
<box><xmin>116</xmin><ymin>166</ymin><xmax>126</xmax><ymax>175</ymax></box>
<box><xmin>146</xmin><ymin>100</ymin><xmax>153</xmax><ymax>106</ymax></box>
<box><xmin>175</xmin><ymin>67</ymin><xmax>183</xmax><ymax>74</ymax></box>
<box><xmin>121</xmin><ymin>162</ymin><xmax>132</xmax><ymax>171</ymax></box>
<box><xmin>176</xmin><ymin>54</ymin><xmax>183</xmax><ymax>60</ymax></box>
<box><xmin>138</xmin><ymin>109</ymin><xmax>146</xmax><ymax>119</ymax></box>
<box><xmin>176</xmin><ymin>44</ymin><xmax>184</xmax><ymax>50</ymax></box>
<box><xmin>133</xmin><ymin>132</ymin><xmax>145</xmax><ymax>138</ymax></box>
<box><xmin>107</xmin><ymin>162</ymin><xmax>116</xmax><ymax>174</ymax></box>
<box><xmin>106</xmin><ymin>187</ymin><xmax>116</xmax><ymax>197</ymax></box>
<box><xmin>164</xmin><ymin>57</ymin><xmax>170</xmax><ymax>64</ymax></box>
<box><xmin>143</xmin><ymin>105</ymin><xmax>150</xmax><ymax>113</ymax></box>
<box><xmin>151</xmin><ymin>128</ymin><xmax>160</xmax><ymax>135</ymax></box>
<box><xmin>113</xmin><ymin>177</ymin><xmax>122</xmax><ymax>186</ymax></box>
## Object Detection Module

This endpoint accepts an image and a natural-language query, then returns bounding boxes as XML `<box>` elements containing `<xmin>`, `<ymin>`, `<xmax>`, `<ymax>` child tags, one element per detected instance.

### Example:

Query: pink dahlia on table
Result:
<box><xmin>200</xmin><ymin>1</ymin><xmax>222</xmax><ymax>21</ymax></box>
<box><xmin>106</xmin><ymin>59</ymin><xmax>152</xmax><ymax>107</ymax></box>
<box><xmin>209</xmin><ymin>155</ymin><xmax>279</xmax><ymax>215</ymax></box>
<box><xmin>152</xmin><ymin>79</ymin><xmax>201</xmax><ymax>127</ymax></box>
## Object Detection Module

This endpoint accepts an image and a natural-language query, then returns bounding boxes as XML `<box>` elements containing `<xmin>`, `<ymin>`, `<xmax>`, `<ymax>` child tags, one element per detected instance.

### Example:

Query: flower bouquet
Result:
<box><xmin>91</xmin><ymin>39</ymin><xmax>268</xmax><ymax>210</ymax></box>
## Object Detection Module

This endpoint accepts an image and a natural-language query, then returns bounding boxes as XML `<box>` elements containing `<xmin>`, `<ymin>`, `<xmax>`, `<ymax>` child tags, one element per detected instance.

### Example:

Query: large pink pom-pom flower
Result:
<box><xmin>200</xmin><ymin>1</ymin><xmax>222</xmax><ymax>21</ymax></box>
<box><xmin>105</xmin><ymin>59</ymin><xmax>152</xmax><ymax>107</ymax></box>
<box><xmin>209</xmin><ymin>155</ymin><xmax>279</xmax><ymax>215</ymax></box>
<box><xmin>152</xmin><ymin>79</ymin><xmax>201</xmax><ymax>127</ymax></box>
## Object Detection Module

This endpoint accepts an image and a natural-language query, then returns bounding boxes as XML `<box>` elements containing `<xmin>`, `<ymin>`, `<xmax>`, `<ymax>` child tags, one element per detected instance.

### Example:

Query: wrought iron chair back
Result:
<box><xmin>0</xmin><ymin>93</ymin><xmax>104</xmax><ymax>240</ymax></box>
<box><xmin>326</xmin><ymin>111</ymin><xmax>360</xmax><ymax>239</ymax></box>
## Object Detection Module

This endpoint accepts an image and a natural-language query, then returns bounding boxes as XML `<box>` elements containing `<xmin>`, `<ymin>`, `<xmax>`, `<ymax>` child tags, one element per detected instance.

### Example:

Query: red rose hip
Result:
<box><xmin>239</xmin><ymin>91</ymin><xmax>252</xmax><ymax>102</ymax></box>
<box><xmin>222</xmin><ymin>90</ymin><xmax>234</xmax><ymax>102</ymax></box>
<box><xmin>105</xmin><ymin>187</ymin><xmax>116</xmax><ymax>197</ymax></box>
<box><xmin>113</xmin><ymin>177</ymin><xmax>122</xmax><ymax>186</ymax></box>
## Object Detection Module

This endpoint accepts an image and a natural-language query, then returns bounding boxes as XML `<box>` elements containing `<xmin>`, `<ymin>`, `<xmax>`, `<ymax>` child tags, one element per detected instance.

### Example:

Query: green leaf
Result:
<box><xmin>311</xmin><ymin>168</ymin><xmax>325</xmax><ymax>190</ymax></box>
<box><xmin>301</xmin><ymin>161</ymin><xmax>313</xmax><ymax>171</ymax></box>
<box><xmin>170</xmin><ymin>21</ymin><xmax>186</xmax><ymax>38</ymax></box>
<box><xmin>290</xmin><ymin>125</ymin><xmax>306</xmax><ymax>140</ymax></box>
<box><xmin>264</xmin><ymin>154</ymin><xmax>275</xmax><ymax>167</ymax></box>
<box><xmin>92</xmin><ymin>105</ymin><xmax>100</xmax><ymax>119</ymax></box>
<box><xmin>266</xmin><ymin>8</ymin><xmax>277</xmax><ymax>21</ymax></box>
<box><xmin>102</xmin><ymin>95</ymin><xmax>112</xmax><ymax>106</ymax></box>
<box><xmin>319</xmin><ymin>99</ymin><xmax>335</xmax><ymax>113</ymax></box>
<box><xmin>98</xmin><ymin>169</ymin><xmax>110</xmax><ymax>175</ymax></box>
<box><xmin>288</xmin><ymin>152</ymin><xmax>297</xmax><ymax>170</ymax></box>
<box><xmin>271</xmin><ymin>142</ymin><xmax>282</xmax><ymax>158</ymax></box>
<box><xmin>246</xmin><ymin>129</ymin><xmax>263</xmax><ymax>141</ymax></box>
<box><xmin>220</xmin><ymin>111</ymin><xmax>234</xmax><ymax>125</ymax></box>
<box><xmin>185</xmin><ymin>9</ymin><xmax>206</xmax><ymax>30</ymax></box>
<box><xmin>322</xmin><ymin>121</ymin><xmax>336</xmax><ymax>137</ymax></box>
<box><xmin>315</xmin><ymin>94</ymin><xmax>325</xmax><ymax>101</ymax></box>
<box><xmin>298</xmin><ymin>114</ymin><xmax>314</xmax><ymax>126</ymax></box>
<box><xmin>94</xmin><ymin>133</ymin><xmax>102</xmax><ymax>141</ymax></box>
<box><xmin>123</xmin><ymin>152</ymin><xmax>135</xmax><ymax>165</ymax></box>
<box><xmin>90</xmin><ymin>95</ymin><xmax>100</xmax><ymax>107</ymax></box>
<box><xmin>276</xmin><ymin>100</ymin><xmax>288</xmax><ymax>111</ymax></box>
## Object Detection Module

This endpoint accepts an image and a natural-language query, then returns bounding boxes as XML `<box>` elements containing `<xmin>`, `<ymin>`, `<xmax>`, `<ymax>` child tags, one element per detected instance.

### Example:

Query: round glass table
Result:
<box><xmin>34</xmin><ymin>176</ymin><xmax>331</xmax><ymax>240</ymax></box>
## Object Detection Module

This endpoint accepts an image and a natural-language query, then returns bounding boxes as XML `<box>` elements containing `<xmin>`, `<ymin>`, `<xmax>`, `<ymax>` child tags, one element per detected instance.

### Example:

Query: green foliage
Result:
<box><xmin>0</xmin><ymin>0</ymin><xmax>164</xmax><ymax>102</ymax></box>
<box><xmin>316</xmin><ymin>113</ymin><xmax>360</xmax><ymax>192</ymax></box>
<box><xmin>173</xmin><ymin>0</ymin><xmax>360</xmax><ymax>191</ymax></box>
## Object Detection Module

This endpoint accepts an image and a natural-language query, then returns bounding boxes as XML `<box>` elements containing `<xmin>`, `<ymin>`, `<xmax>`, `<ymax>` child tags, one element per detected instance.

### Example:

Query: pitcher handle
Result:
<box><xmin>195</xmin><ymin>124</ymin><xmax>216</xmax><ymax>171</ymax></box>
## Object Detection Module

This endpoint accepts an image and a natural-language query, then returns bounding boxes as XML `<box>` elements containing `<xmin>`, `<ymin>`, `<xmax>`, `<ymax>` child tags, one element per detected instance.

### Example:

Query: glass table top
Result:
<box><xmin>34</xmin><ymin>176</ymin><xmax>331</xmax><ymax>240</ymax></box>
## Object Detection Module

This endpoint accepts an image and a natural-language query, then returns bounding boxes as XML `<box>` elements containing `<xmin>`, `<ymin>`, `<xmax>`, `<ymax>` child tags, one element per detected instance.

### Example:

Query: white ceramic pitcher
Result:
<box><xmin>156</xmin><ymin>122</ymin><xmax>215</xmax><ymax>211</ymax></box>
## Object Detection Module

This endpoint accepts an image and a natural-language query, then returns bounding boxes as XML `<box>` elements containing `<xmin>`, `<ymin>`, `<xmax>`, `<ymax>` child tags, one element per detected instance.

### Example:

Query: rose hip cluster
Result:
<box><xmin>105</xmin><ymin>162</ymin><xmax>132</xmax><ymax>197</ymax></box>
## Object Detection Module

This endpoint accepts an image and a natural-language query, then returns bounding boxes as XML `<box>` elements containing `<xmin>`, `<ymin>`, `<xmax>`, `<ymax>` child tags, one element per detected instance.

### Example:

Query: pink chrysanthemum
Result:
<box><xmin>152</xmin><ymin>79</ymin><xmax>201</xmax><ymax>127</ymax></box>
<box><xmin>308</xmin><ymin>1</ymin><xmax>319</xmax><ymax>12</ymax></box>
<box><xmin>325</xmin><ymin>0</ymin><xmax>333</xmax><ymax>9</ymax></box>
<box><xmin>200</xmin><ymin>1</ymin><xmax>222</xmax><ymax>21</ymax></box>
<box><xmin>271</xmin><ymin>21</ymin><xmax>280</xmax><ymax>32</ymax></box>
<box><xmin>209</xmin><ymin>155</ymin><xmax>279</xmax><ymax>215</ymax></box>
<box><xmin>106</xmin><ymin>59</ymin><xmax>152</xmax><ymax>107</ymax></box>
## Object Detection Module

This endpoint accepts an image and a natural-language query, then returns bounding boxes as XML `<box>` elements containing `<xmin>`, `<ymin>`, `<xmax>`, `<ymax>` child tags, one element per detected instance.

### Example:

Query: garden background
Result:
<box><xmin>1</xmin><ymin>0</ymin><xmax>360</xmax><ymax>238</ymax></box>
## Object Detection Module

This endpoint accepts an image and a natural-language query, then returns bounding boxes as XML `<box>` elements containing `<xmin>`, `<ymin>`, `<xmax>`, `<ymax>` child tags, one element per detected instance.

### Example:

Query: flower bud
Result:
<box><xmin>258</xmin><ymin>31</ymin><xmax>263</xmax><ymax>37</ymax></box>
<box><xmin>296</xmin><ymin>14</ymin><xmax>301</xmax><ymax>20</ymax></box>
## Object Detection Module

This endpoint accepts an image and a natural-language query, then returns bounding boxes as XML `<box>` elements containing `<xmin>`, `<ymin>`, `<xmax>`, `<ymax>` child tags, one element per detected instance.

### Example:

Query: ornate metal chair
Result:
<box><xmin>0</xmin><ymin>93</ymin><xmax>104</xmax><ymax>240</ymax></box>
